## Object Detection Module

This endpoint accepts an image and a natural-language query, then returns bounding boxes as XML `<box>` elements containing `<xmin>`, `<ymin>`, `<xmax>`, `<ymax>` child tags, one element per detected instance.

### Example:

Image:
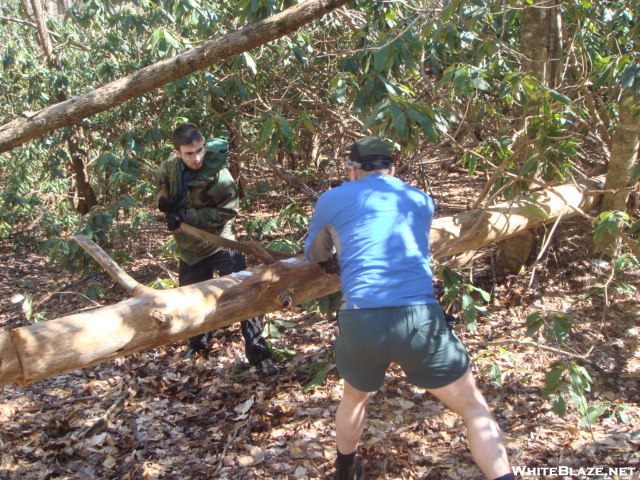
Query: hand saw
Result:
<box><xmin>177</xmin><ymin>222</ymin><xmax>298</xmax><ymax>264</ymax></box>
<box><xmin>160</xmin><ymin>184</ymin><xmax>297</xmax><ymax>264</ymax></box>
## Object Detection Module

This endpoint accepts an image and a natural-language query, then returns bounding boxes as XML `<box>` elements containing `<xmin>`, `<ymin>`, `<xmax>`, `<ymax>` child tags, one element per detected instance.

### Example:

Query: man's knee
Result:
<box><xmin>342</xmin><ymin>381</ymin><xmax>370</xmax><ymax>405</ymax></box>
<box><xmin>426</xmin><ymin>369</ymin><xmax>492</xmax><ymax>415</ymax></box>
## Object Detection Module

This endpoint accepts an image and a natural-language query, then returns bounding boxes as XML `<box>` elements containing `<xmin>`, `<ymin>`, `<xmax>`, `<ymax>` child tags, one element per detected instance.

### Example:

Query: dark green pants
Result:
<box><xmin>336</xmin><ymin>304</ymin><xmax>469</xmax><ymax>392</ymax></box>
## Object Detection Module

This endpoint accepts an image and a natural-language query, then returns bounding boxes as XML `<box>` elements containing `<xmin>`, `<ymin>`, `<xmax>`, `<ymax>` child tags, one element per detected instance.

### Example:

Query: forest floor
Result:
<box><xmin>0</xmin><ymin>161</ymin><xmax>639</xmax><ymax>480</ymax></box>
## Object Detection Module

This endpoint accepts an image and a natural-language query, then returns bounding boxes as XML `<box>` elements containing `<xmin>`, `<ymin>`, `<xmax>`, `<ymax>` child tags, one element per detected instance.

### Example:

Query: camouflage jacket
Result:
<box><xmin>155</xmin><ymin>139</ymin><xmax>239</xmax><ymax>265</ymax></box>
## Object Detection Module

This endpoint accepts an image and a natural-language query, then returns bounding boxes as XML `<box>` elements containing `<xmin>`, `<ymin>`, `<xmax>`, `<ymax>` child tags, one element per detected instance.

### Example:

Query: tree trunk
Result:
<box><xmin>593</xmin><ymin>90</ymin><xmax>640</xmax><ymax>256</ymax></box>
<box><xmin>30</xmin><ymin>0</ymin><xmax>56</xmax><ymax>66</ymax></box>
<box><xmin>430</xmin><ymin>177</ymin><xmax>603</xmax><ymax>259</ymax></box>
<box><xmin>19</xmin><ymin>0</ymin><xmax>33</xmax><ymax>17</ymax></box>
<box><xmin>0</xmin><ymin>0</ymin><xmax>351</xmax><ymax>154</ymax></box>
<box><xmin>0</xmin><ymin>257</ymin><xmax>338</xmax><ymax>387</ymax></box>
<box><xmin>496</xmin><ymin>0</ymin><xmax>564</xmax><ymax>275</ymax></box>
<box><xmin>68</xmin><ymin>128</ymin><xmax>98</xmax><ymax>214</ymax></box>
<box><xmin>25</xmin><ymin>0</ymin><xmax>98</xmax><ymax>213</ymax></box>
<box><xmin>55</xmin><ymin>0</ymin><xmax>70</xmax><ymax>14</ymax></box>
<box><xmin>520</xmin><ymin>0</ymin><xmax>563</xmax><ymax>88</ymax></box>
<box><xmin>0</xmin><ymin>176</ymin><xmax>604</xmax><ymax>388</ymax></box>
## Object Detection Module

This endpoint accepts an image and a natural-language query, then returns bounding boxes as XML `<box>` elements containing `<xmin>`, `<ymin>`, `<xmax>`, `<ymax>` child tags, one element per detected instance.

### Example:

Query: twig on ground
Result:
<box><xmin>528</xmin><ymin>211</ymin><xmax>565</xmax><ymax>288</ymax></box>
<box><xmin>82</xmin><ymin>389</ymin><xmax>131</xmax><ymax>439</ymax></box>
<box><xmin>35</xmin><ymin>290</ymin><xmax>103</xmax><ymax>309</ymax></box>
<box><xmin>584</xmin><ymin>262</ymin><xmax>617</xmax><ymax>359</ymax></box>
<box><xmin>146</xmin><ymin>252</ymin><xmax>178</xmax><ymax>284</ymax></box>
<box><xmin>212</xmin><ymin>422</ymin><xmax>248</xmax><ymax>475</ymax></box>
<box><xmin>269</xmin><ymin>163</ymin><xmax>320</xmax><ymax>201</ymax></box>
<box><xmin>465</xmin><ymin>339</ymin><xmax>608</xmax><ymax>377</ymax></box>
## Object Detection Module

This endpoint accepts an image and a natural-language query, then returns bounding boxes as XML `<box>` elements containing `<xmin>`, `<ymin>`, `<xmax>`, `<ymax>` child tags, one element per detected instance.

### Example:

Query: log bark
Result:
<box><xmin>0</xmin><ymin>258</ymin><xmax>338</xmax><ymax>387</ymax></box>
<box><xmin>431</xmin><ymin>177</ymin><xmax>603</xmax><ymax>259</ymax></box>
<box><xmin>0</xmin><ymin>0</ymin><xmax>351</xmax><ymax>154</ymax></box>
<box><xmin>0</xmin><ymin>176</ymin><xmax>604</xmax><ymax>387</ymax></box>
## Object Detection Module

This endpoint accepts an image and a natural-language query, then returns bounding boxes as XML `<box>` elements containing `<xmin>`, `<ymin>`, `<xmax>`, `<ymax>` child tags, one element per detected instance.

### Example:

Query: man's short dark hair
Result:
<box><xmin>172</xmin><ymin>123</ymin><xmax>204</xmax><ymax>149</ymax></box>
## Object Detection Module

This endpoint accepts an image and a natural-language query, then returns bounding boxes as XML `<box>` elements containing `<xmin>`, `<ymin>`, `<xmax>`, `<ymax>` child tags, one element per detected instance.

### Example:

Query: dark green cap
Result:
<box><xmin>348</xmin><ymin>136</ymin><xmax>393</xmax><ymax>170</ymax></box>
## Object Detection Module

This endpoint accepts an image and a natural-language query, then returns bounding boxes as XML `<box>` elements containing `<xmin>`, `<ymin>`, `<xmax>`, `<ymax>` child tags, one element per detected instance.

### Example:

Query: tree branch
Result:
<box><xmin>0</xmin><ymin>14</ymin><xmax>61</xmax><ymax>38</ymax></box>
<box><xmin>0</xmin><ymin>0</ymin><xmax>352</xmax><ymax>153</ymax></box>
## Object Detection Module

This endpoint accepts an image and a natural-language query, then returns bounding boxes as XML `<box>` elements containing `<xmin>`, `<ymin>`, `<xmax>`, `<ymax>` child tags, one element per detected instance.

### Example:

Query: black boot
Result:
<box><xmin>335</xmin><ymin>452</ymin><xmax>364</xmax><ymax>480</ymax></box>
<box><xmin>241</xmin><ymin>317</ymin><xmax>278</xmax><ymax>375</ymax></box>
<box><xmin>334</xmin><ymin>462</ymin><xmax>364</xmax><ymax>480</ymax></box>
<box><xmin>255</xmin><ymin>358</ymin><xmax>279</xmax><ymax>375</ymax></box>
<box><xmin>182</xmin><ymin>332</ymin><xmax>212</xmax><ymax>359</ymax></box>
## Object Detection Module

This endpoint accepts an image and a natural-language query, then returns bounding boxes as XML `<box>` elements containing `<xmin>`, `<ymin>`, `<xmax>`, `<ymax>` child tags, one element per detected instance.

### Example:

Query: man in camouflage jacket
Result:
<box><xmin>156</xmin><ymin>122</ymin><xmax>277</xmax><ymax>375</ymax></box>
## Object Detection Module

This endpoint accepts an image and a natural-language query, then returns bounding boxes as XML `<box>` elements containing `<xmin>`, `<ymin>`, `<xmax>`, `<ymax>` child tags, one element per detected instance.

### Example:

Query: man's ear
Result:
<box><xmin>173</xmin><ymin>148</ymin><xmax>182</xmax><ymax>159</ymax></box>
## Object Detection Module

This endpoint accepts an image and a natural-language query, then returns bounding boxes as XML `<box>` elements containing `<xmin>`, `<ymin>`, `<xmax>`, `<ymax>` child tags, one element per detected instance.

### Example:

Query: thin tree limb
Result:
<box><xmin>465</xmin><ymin>339</ymin><xmax>604</xmax><ymax>371</ymax></box>
<box><xmin>0</xmin><ymin>14</ymin><xmax>62</xmax><ymax>37</ymax></box>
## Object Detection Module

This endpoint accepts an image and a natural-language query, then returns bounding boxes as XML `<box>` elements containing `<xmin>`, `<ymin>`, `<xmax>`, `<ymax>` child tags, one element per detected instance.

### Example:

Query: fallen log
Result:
<box><xmin>0</xmin><ymin>177</ymin><xmax>603</xmax><ymax>387</ymax></box>
<box><xmin>430</xmin><ymin>177</ymin><xmax>603</xmax><ymax>258</ymax></box>
<box><xmin>0</xmin><ymin>257</ymin><xmax>337</xmax><ymax>387</ymax></box>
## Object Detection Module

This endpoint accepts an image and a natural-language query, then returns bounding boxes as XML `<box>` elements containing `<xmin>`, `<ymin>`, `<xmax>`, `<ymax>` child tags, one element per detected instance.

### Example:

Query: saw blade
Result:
<box><xmin>177</xmin><ymin>222</ymin><xmax>297</xmax><ymax>263</ymax></box>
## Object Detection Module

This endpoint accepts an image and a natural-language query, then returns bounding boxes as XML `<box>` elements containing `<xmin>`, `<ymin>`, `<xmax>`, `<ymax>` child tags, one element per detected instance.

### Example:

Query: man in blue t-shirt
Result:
<box><xmin>305</xmin><ymin>137</ymin><xmax>513</xmax><ymax>480</ymax></box>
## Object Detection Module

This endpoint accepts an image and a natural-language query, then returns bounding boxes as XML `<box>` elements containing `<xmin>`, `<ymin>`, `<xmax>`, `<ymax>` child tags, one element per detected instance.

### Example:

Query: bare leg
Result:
<box><xmin>425</xmin><ymin>368</ymin><xmax>511</xmax><ymax>479</ymax></box>
<box><xmin>335</xmin><ymin>380</ymin><xmax>370</xmax><ymax>454</ymax></box>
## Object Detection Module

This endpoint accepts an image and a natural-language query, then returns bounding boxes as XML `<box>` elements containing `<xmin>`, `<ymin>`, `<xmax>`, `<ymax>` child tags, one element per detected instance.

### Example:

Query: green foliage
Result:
<box><xmin>276</xmin><ymin>202</ymin><xmax>309</xmax><ymax>235</ymax></box>
<box><xmin>440</xmin><ymin>267</ymin><xmax>490</xmax><ymax>331</ymax></box>
<box><xmin>266</xmin><ymin>238</ymin><xmax>300</xmax><ymax>254</ymax></box>
<box><xmin>524</xmin><ymin>311</ymin><xmax>574</xmax><ymax>343</ymax></box>
<box><xmin>318</xmin><ymin>291</ymin><xmax>342</xmax><ymax>320</ymax></box>
<box><xmin>243</xmin><ymin>216</ymin><xmax>279</xmax><ymax>240</ymax></box>
<box><xmin>243</xmin><ymin>202</ymin><xmax>309</xmax><ymax>249</ymax></box>
<box><xmin>593</xmin><ymin>210</ymin><xmax>631</xmax><ymax>244</ymax></box>
<box><xmin>298</xmin><ymin>361</ymin><xmax>336</xmax><ymax>392</ymax></box>
<box><xmin>262</xmin><ymin>314</ymin><xmax>295</xmax><ymax>339</ymax></box>
<box><xmin>14</xmin><ymin>290</ymin><xmax>46</xmax><ymax>323</ymax></box>
<box><xmin>475</xmin><ymin>347</ymin><xmax>520</xmax><ymax>387</ymax></box>
<box><xmin>85</xmin><ymin>281</ymin><xmax>106</xmax><ymax>301</ymax></box>
<box><xmin>147</xmin><ymin>277</ymin><xmax>178</xmax><ymax>290</ymax></box>
<box><xmin>606</xmin><ymin>402</ymin><xmax>635</xmax><ymax>424</ymax></box>
<box><xmin>2</xmin><ymin>0</ymin><xmax>637</xmax><ymax>271</ymax></box>
<box><xmin>542</xmin><ymin>361</ymin><xmax>607</xmax><ymax>425</ymax></box>
<box><xmin>267</xmin><ymin>343</ymin><xmax>296</xmax><ymax>363</ymax></box>
<box><xmin>40</xmin><ymin>202</ymin><xmax>153</xmax><ymax>272</ymax></box>
<box><xmin>592</xmin><ymin>210</ymin><xmax>639</xmax><ymax>279</ymax></box>
<box><xmin>631</xmin><ymin>160</ymin><xmax>640</xmax><ymax>184</ymax></box>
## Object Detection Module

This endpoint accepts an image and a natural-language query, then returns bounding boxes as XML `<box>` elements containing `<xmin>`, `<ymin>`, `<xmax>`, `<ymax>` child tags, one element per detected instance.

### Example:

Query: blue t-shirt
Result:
<box><xmin>305</xmin><ymin>174</ymin><xmax>437</xmax><ymax>309</ymax></box>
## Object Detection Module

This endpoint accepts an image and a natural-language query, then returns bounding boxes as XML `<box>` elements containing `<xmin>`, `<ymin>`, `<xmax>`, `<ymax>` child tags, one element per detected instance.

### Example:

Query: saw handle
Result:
<box><xmin>158</xmin><ymin>183</ymin><xmax>181</xmax><ymax>214</ymax></box>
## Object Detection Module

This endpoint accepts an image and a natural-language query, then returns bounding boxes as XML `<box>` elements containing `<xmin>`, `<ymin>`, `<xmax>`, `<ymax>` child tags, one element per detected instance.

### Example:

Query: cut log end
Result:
<box><xmin>0</xmin><ymin>329</ymin><xmax>25</xmax><ymax>387</ymax></box>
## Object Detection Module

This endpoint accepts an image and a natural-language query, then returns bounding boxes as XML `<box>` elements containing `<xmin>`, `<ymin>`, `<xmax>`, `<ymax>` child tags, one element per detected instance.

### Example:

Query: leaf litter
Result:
<box><xmin>0</xmin><ymin>174</ymin><xmax>639</xmax><ymax>479</ymax></box>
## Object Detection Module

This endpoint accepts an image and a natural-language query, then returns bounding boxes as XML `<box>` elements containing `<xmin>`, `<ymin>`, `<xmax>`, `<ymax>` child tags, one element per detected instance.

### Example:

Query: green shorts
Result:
<box><xmin>335</xmin><ymin>304</ymin><xmax>469</xmax><ymax>392</ymax></box>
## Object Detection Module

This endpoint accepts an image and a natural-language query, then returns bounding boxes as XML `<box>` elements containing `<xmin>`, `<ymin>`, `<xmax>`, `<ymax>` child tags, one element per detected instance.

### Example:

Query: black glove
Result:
<box><xmin>166</xmin><ymin>212</ymin><xmax>182</xmax><ymax>231</ymax></box>
<box><xmin>158</xmin><ymin>196</ymin><xmax>179</xmax><ymax>213</ymax></box>
<box><xmin>318</xmin><ymin>254</ymin><xmax>340</xmax><ymax>275</ymax></box>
